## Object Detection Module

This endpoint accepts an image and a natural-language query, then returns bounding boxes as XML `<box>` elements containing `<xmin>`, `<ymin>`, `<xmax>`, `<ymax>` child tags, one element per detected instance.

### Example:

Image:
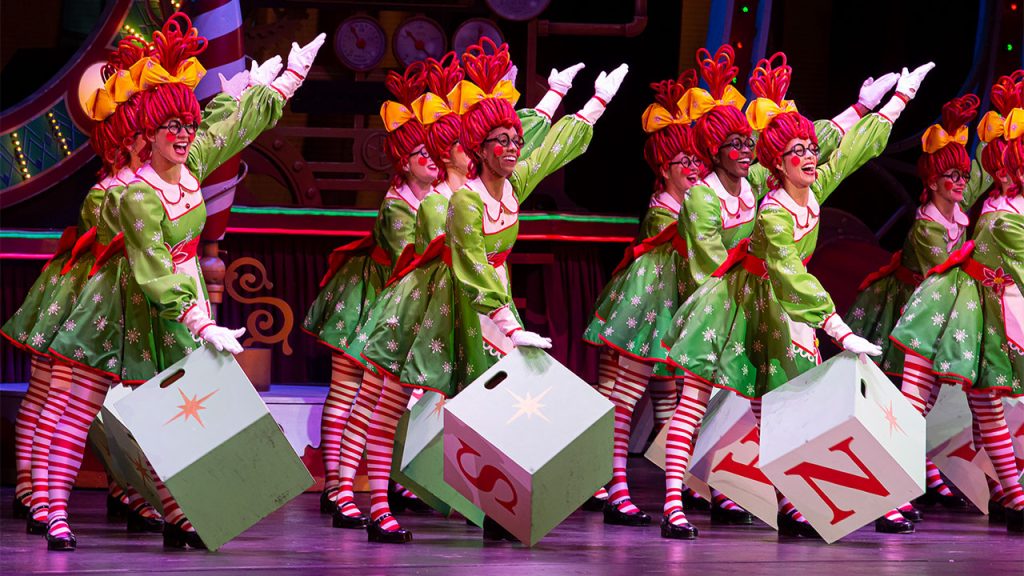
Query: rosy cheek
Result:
<box><xmin>417</xmin><ymin>156</ymin><xmax>428</xmax><ymax>167</ymax></box>
<box><xmin>493</xmin><ymin>145</ymin><xmax>504</xmax><ymax>157</ymax></box>
<box><xmin>943</xmin><ymin>180</ymin><xmax>953</xmax><ymax>191</ymax></box>
<box><xmin>789</xmin><ymin>156</ymin><xmax>801</xmax><ymax>167</ymax></box>
<box><xmin>727</xmin><ymin>149</ymin><xmax>739</xmax><ymax>161</ymax></box>
<box><xmin>681</xmin><ymin>167</ymin><xmax>692</xmax><ymax>176</ymax></box>
<box><xmin>164</xmin><ymin>132</ymin><xmax>176</xmax><ymax>143</ymax></box>
<box><xmin>454</xmin><ymin>143</ymin><xmax>462</xmax><ymax>152</ymax></box>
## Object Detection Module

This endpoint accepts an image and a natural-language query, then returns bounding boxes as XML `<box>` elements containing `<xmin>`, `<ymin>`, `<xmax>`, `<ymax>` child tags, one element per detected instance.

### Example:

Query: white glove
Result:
<box><xmin>895</xmin><ymin>62</ymin><xmax>935</xmax><ymax>99</ymax></box>
<box><xmin>535</xmin><ymin>63</ymin><xmax>585</xmax><ymax>119</ymax></box>
<box><xmin>502</xmin><ymin>63</ymin><xmax>519</xmax><ymax>86</ymax></box>
<box><xmin>270</xmin><ymin>33</ymin><xmax>327</xmax><ymax>100</ymax></box>
<box><xmin>248</xmin><ymin>55</ymin><xmax>283</xmax><ymax>87</ymax></box>
<box><xmin>202</xmin><ymin>326</ymin><xmax>247</xmax><ymax>355</ymax></box>
<box><xmin>576</xmin><ymin>63</ymin><xmax>629</xmax><ymax>124</ymax></box>
<box><xmin>511</xmin><ymin>330</ymin><xmax>553</xmax><ymax>350</ymax></box>
<box><xmin>857</xmin><ymin>72</ymin><xmax>899</xmax><ymax>110</ymax></box>
<box><xmin>181</xmin><ymin>305</ymin><xmax>246</xmax><ymax>354</ymax></box>
<box><xmin>823</xmin><ymin>314</ymin><xmax>882</xmax><ymax>356</ymax></box>
<box><xmin>218</xmin><ymin>70</ymin><xmax>250</xmax><ymax>100</ymax></box>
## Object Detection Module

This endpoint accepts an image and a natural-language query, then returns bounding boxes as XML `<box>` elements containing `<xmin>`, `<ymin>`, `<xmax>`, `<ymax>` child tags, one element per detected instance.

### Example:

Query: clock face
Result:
<box><xmin>452</xmin><ymin>18</ymin><xmax>504</xmax><ymax>56</ymax></box>
<box><xmin>393</xmin><ymin>16</ymin><xmax>447</xmax><ymax>67</ymax></box>
<box><xmin>486</xmin><ymin>0</ymin><xmax>552</xmax><ymax>21</ymax></box>
<box><xmin>334</xmin><ymin>16</ymin><xmax>387</xmax><ymax>72</ymax></box>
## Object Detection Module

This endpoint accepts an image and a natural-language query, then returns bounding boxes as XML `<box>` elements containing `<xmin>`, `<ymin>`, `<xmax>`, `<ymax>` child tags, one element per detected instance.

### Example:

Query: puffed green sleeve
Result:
<box><xmin>374</xmin><ymin>198</ymin><xmax>417</xmax><ymax>265</ymax></box>
<box><xmin>187</xmin><ymin>85</ymin><xmax>286</xmax><ymax>182</ymax></box>
<box><xmin>447</xmin><ymin>189</ymin><xmax>511</xmax><ymax>315</ymax></box>
<box><xmin>961</xmin><ymin>141</ymin><xmax>992</xmax><ymax>210</ymax></box>
<box><xmin>78</xmin><ymin>185</ymin><xmax>106</xmax><ymax>230</ymax></box>
<box><xmin>413</xmin><ymin>193</ymin><xmax>449</xmax><ymax>252</ymax></box>
<box><xmin>680</xmin><ymin>185</ymin><xmax>728</xmax><ymax>287</ymax></box>
<box><xmin>118</xmin><ymin>183</ymin><xmax>198</xmax><ymax>320</ymax></box>
<box><xmin>510</xmin><ymin>115</ymin><xmax>594</xmax><ymax>203</ymax></box>
<box><xmin>813</xmin><ymin>113</ymin><xmax>893</xmax><ymax>204</ymax></box>
<box><xmin>908</xmin><ymin>220</ymin><xmax>956</xmax><ymax>272</ymax></box>
<box><xmin>992</xmin><ymin>213</ymin><xmax>1024</xmax><ymax>288</ymax></box>
<box><xmin>517</xmin><ymin>108</ymin><xmax>552</xmax><ymax>158</ymax></box>
<box><xmin>760</xmin><ymin>206</ymin><xmax>836</xmax><ymax>327</ymax></box>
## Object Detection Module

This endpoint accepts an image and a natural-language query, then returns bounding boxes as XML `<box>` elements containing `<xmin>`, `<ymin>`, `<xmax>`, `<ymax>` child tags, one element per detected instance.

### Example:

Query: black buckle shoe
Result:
<box><xmin>710</xmin><ymin>503</ymin><xmax>753</xmax><ymax>525</ymax></box>
<box><xmin>482</xmin><ymin>515</ymin><xmax>517</xmax><ymax>542</ymax></box>
<box><xmin>682</xmin><ymin>491</ymin><xmax>711</xmax><ymax>512</ymax></box>
<box><xmin>332</xmin><ymin>508</ymin><xmax>368</xmax><ymax>529</ymax></box>
<box><xmin>26</xmin><ymin>505</ymin><xmax>48</xmax><ymax>535</ymax></box>
<box><xmin>45</xmin><ymin>519</ymin><xmax>76</xmax><ymax>552</ymax></box>
<box><xmin>13</xmin><ymin>494</ymin><xmax>30</xmax><ymax>519</ymax></box>
<box><xmin>916</xmin><ymin>487</ymin><xmax>968</xmax><ymax>509</ymax></box>
<box><xmin>320</xmin><ymin>488</ymin><xmax>340</xmax><ymax>514</ymax></box>
<box><xmin>1006</xmin><ymin>508</ymin><xmax>1023</xmax><ymax>533</ymax></box>
<box><xmin>874</xmin><ymin>516</ymin><xmax>915</xmax><ymax>534</ymax></box>
<box><xmin>989</xmin><ymin>500</ymin><xmax>1007</xmax><ymax>524</ymax></box>
<box><xmin>106</xmin><ymin>493</ymin><xmax>128</xmax><ymax>521</ymax></box>
<box><xmin>126</xmin><ymin>507</ymin><xmax>164</xmax><ymax>533</ymax></box>
<box><xmin>777</xmin><ymin>512</ymin><xmax>820</xmax><ymax>538</ymax></box>
<box><xmin>580</xmin><ymin>496</ymin><xmax>608</xmax><ymax>512</ymax></box>
<box><xmin>660</xmin><ymin>513</ymin><xmax>698</xmax><ymax>540</ymax></box>
<box><xmin>602</xmin><ymin>501</ymin><xmax>651</xmax><ymax>526</ymax></box>
<box><xmin>163</xmin><ymin>520</ymin><xmax>206</xmax><ymax>549</ymax></box>
<box><xmin>900</xmin><ymin>506</ymin><xmax>923</xmax><ymax>523</ymax></box>
<box><xmin>366</xmin><ymin>514</ymin><xmax>412</xmax><ymax>544</ymax></box>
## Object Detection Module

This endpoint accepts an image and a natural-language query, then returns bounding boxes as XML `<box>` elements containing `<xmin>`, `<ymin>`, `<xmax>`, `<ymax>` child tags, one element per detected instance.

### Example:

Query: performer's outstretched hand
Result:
<box><xmin>857</xmin><ymin>72</ymin><xmax>899</xmax><ymax>110</ymax></box>
<box><xmin>548</xmin><ymin>63</ymin><xmax>585</xmax><ymax>94</ymax></box>
<box><xmin>576</xmin><ymin>63</ymin><xmax>629</xmax><ymax>124</ymax></box>
<box><xmin>511</xmin><ymin>330</ymin><xmax>553</xmax><ymax>350</ymax></box>
<box><xmin>202</xmin><ymin>326</ymin><xmax>247</xmax><ymax>355</ymax></box>
<box><xmin>896</xmin><ymin>62</ymin><xmax>936</xmax><ymax>99</ymax></box>
<box><xmin>287</xmin><ymin>32</ymin><xmax>327</xmax><ymax>77</ymax></box>
<box><xmin>841</xmin><ymin>334</ymin><xmax>882</xmax><ymax>357</ymax></box>
<box><xmin>249</xmin><ymin>55</ymin><xmax>283</xmax><ymax>86</ymax></box>
<box><xmin>218</xmin><ymin>70</ymin><xmax>250</xmax><ymax>100</ymax></box>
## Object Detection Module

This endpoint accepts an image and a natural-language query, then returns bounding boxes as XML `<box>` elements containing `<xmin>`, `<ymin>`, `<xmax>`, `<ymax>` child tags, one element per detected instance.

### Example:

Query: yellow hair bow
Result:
<box><xmin>921</xmin><ymin>123</ymin><xmax>968</xmax><ymax>154</ymax></box>
<box><xmin>131</xmin><ymin>56</ymin><xmax>207</xmax><ymax>91</ymax></box>
<box><xmin>745</xmin><ymin>97</ymin><xmax>798</xmax><ymax>131</ymax></box>
<box><xmin>85</xmin><ymin>88</ymin><xmax>117</xmax><ymax>122</ymax></box>
<box><xmin>678</xmin><ymin>84</ymin><xmax>746</xmax><ymax>123</ymax></box>
<box><xmin>448</xmin><ymin>79</ymin><xmax>520</xmax><ymax>116</ymax></box>
<box><xmin>380</xmin><ymin>100</ymin><xmax>415</xmax><ymax>132</ymax></box>
<box><xmin>411</xmin><ymin>92</ymin><xmax>453</xmax><ymax>125</ymax></box>
<box><xmin>641</xmin><ymin>90</ymin><xmax>693</xmax><ymax>133</ymax></box>
<box><xmin>82</xmin><ymin>68</ymin><xmax>141</xmax><ymax>122</ymax></box>
<box><xmin>977</xmin><ymin>108</ymin><xmax>1024</xmax><ymax>143</ymax></box>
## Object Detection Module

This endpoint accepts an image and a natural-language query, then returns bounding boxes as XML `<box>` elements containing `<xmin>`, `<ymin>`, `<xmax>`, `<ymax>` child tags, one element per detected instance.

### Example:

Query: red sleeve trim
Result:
<box><xmin>285</xmin><ymin>68</ymin><xmax>305</xmax><ymax>80</ymax></box>
<box><xmin>487</xmin><ymin>304</ymin><xmax>509</xmax><ymax>319</ymax></box>
<box><xmin>178</xmin><ymin>303</ymin><xmax>197</xmax><ymax>322</ymax></box>
<box><xmin>852</xmin><ymin>103</ymin><xmax>870</xmax><ymax>117</ymax></box>
<box><xmin>878</xmin><ymin>113</ymin><xmax>894</xmax><ymax>124</ymax></box>
<box><xmin>270</xmin><ymin>85</ymin><xmax>288</xmax><ymax>100</ymax></box>
<box><xmin>506</xmin><ymin>327</ymin><xmax>523</xmax><ymax>337</ymax></box>
<box><xmin>535</xmin><ymin>108</ymin><xmax>552</xmax><ymax>121</ymax></box>
<box><xmin>895</xmin><ymin>92</ymin><xmax>911</xmax><ymax>104</ymax></box>
<box><xmin>196</xmin><ymin>323</ymin><xmax>216</xmax><ymax>338</ymax></box>
<box><xmin>594</xmin><ymin>96</ymin><xmax>608</xmax><ymax>107</ymax></box>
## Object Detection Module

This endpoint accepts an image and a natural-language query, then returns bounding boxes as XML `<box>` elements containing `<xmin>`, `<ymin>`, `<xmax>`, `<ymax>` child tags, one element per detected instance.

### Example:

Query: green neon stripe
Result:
<box><xmin>0</xmin><ymin>230</ymin><xmax>62</xmax><ymax>239</ymax></box>
<box><xmin>230</xmin><ymin>205</ymin><xmax>638</xmax><ymax>224</ymax></box>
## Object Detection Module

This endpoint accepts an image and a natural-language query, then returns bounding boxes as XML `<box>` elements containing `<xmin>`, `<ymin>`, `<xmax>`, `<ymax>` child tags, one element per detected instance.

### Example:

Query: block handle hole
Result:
<box><xmin>484</xmin><ymin>371</ymin><xmax>508</xmax><ymax>390</ymax></box>
<box><xmin>160</xmin><ymin>369</ymin><xmax>186</xmax><ymax>389</ymax></box>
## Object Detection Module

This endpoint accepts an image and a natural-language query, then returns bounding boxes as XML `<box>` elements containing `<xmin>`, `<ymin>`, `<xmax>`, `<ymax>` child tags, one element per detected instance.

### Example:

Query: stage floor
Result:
<box><xmin>2</xmin><ymin>458</ymin><xmax>1021</xmax><ymax>575</ymax></box>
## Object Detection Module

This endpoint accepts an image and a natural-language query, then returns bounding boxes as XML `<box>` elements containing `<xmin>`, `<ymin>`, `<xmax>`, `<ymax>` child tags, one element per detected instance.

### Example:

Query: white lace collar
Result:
<box><xmin>650</xmin><ymin>191</ymin><xmax>682</xmax><ymax>215</ymax></box>
<box><xmin>385</xmin><ymin>182</ymin><xmax>423</xmax><ymax>211</ymax></box>
<box><xmin>464</xmin><ymin>176</ymin><xmax>519</xmax><ymax>222</ymax></box>
<box><xmin>703</xmin><ymin>171</ymin><xmax>755</xmax><ymax>217</ymax></box>
<box><xmin>918</xmin><ymin>202</ymin><xmax>969</xmax><ymax>247</ymax></box>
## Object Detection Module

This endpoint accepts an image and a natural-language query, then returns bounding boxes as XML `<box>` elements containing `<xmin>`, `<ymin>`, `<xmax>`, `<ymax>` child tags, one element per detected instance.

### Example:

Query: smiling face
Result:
<box><xmin>404</xmin><ymin>143</ymin><xmax>439</xmax><ymax>186</ymax></box>
<box><xmin>148</xmin><ymin>118</ymin><xmax>196</xmax><ymax>167</ymax></box>
<box><xmin>447</xmin><ymin>140</ymin><xmax>471</xmax><ymax>176</ymax></box>
<box><xmin>714</xmin><ymin>132</ymin><xmax>753</xmax><ymax>179</ymax></box>
<box><xmin>477</xmin><ymin>126</ymin><xmax>521</xmax><ymax>179</ymax></box>
<box><xmin>776</xmin><ymin>137</ymin><xmax>819</xmax><ymax>189</ymax></box>
<box><xmin>661</xmin><ymin>151</ymin><xmax>703</xmax><ymax>194</ymax></box>
<box><xmin>928</xmin><ymin>170</ymin><xmax>966</xmax><ymax>204</ymax></box>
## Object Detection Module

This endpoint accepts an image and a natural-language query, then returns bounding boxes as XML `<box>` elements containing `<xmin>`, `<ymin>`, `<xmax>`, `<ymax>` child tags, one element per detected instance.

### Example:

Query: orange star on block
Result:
<box><xmin>165</xmin><ymin>388</ymin><xmax>218</xmax><ymax>428</ymax></box>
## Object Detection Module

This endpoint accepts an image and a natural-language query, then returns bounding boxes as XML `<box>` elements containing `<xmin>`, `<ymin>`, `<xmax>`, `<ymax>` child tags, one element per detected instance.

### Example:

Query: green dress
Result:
<box><xmin>2</xmin><ymin>182</ymin><xmax>106</xmax><ymax>356</ymax></box>
<box><xmin>889</xmin><ymin>193</ymin><xmax>1023</xmax><ymax>397</ymax></box>
<box><xmin>846</xmin><ymin>147</ymin><xmax>990</xmax><ymax>378</ymax></box>
<box><xmin>663</xmin><ymin>113</ymin><xmax>893</xmax><ymax>398</ymax></box>
<box><xmin>449</xmin><ymin>115</ymin><xmax>594</xmax><ymax>389</ymax></box>
<box><xmin>48</xmin><ymin>86</ymin><xmax>285</xmax><ymax>378</ymax></box>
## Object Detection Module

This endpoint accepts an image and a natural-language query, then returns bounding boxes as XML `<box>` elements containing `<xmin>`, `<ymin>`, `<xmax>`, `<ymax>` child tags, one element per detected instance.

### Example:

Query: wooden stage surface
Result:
<box><xmin>2</xmin><ymin>458</ymin><xmax>1021</xmax><ymax>575</ymax></box>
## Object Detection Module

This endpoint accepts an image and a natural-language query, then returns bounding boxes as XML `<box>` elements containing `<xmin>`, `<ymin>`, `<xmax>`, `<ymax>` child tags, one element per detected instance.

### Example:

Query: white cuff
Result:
<box><xmin>269</xmin><ymin>69</ymin><xmax>304</xmax><ymax>102</ymax></box>
<box><xmin>822</xmin><ymin>313</ymin><xmax>852</xmax><ymax>343</ymax></box>
<box><xmin>489</xmin><ymin>305</ymin><xmax>522</xmax><ymax>336</ymax></box>
<box><xmin>877</xmin><ymin>95</ymin><xmax>907</xmax><ymax>123</ymax></box>
<box><xmin>534</xmin><ymin>89</ymin><xmax>565</xmax><ymax>121</ymax></box>
<box><xmin>575</xmin><ymin>96</ymin><xmax>608</xmax><ymax>125</ymax></box>
<box><xmin>831</xmin><ymin>106</ymin><xmax>861</xmax><ymax>134</ymax></box>
<box><xmin>181</xmin><ymin>304</ymin><xmax>214</xmax><ymax>339</ymax></box>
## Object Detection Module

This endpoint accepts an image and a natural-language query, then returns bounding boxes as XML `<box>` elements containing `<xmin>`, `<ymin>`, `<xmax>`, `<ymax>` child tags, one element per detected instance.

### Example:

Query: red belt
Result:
<box><xmin>962</xmin><ymin>257</ymin><xmax>1016</xmax><ymax>291</ymax></box>
<box><xmin>60</xmin><ymin>227</ymin><xmax>98</xmax><ymax>275</ymax></box>
<box><xmin>319</xmin><ymin>235</ymin><xmax>394</xmax><ymax>288</ymax></box>
<box><xmin>386</xmin><ymin>234</ymin><xmax>447</xmax><ymax>288</ymax></box>
<box><xmin>43</xmin><ymin>226</ymin><xmax>79</xmax><ymax>271</ymax></box>
<box><xmin>90</xmin><ymin>232</ymin><xmax>126</xmax><ymax>276</ymax></box>
<box><xmin>611</xmin><ymin>225</ymin><xmax>686</xmax><ymax>276</ymax></box>
<box><xmin>741</xmin><ymin>250</ymin><xmax>813</xmax><ymax>279</ymax></box>
<box><xmin>857</xmin><ymin>250</ymin><xmax>922</xmax><ymax>290</ymax></box>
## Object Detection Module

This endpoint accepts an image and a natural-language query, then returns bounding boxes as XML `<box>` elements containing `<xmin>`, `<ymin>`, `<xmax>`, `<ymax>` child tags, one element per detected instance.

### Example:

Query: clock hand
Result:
<box><xmin>350</xmin><ymin>25</ymin><xmax>366</xmax><ymax>49</ymax></box>
<box><xmin>405</xmin><ymin>29</ymin><xmax>426</xmax><ymax>52</ymax></box>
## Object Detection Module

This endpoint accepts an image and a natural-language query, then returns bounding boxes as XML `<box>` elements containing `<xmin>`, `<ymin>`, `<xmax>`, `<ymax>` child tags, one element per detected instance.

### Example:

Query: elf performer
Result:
<box><xmin>660</xmin><ymin>57</ymin><xmax>933</xmax><ymax>538</ymax></box>
<box><xmin>889</xmin><ymin>81</ymin><xmax>1024</xmax><ymax>534</ymax></box>
<box><xmin>44</xmin><ymin>14</ymin><xmax>324</xmax><ymax>550</ymax></box>
<box><xmin>584</xmin><ymin>45</ymin><xmax>900</xmax><ymax>525</ymax></box>
<box><xmin>846</xmin><ymin>92</ymin><xmax>996</xmax><ymax>515</ymax></box>
<box><xmin>324</xmin><ymin>46</ymin><xmax>583</xmax><ymax>529</ymax></box>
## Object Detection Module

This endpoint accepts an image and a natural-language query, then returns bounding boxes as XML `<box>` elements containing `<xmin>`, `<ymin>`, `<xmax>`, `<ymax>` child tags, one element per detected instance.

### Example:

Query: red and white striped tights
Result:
<box><xmin>335</xmin><ymin>369</ymin><xmax>385</xmax><ymax>518</ymax></box>
<box><xmin>15</xmin><ymin>356</ymin><xmax>51</xmax><ymax>504</ymax></box>
<box><xmin>649</xmin><ymin>378</ymin><xmax>680</xmax><ymax>429</ymax></box>
<box><xmin>606</xmin><ymin>355</ymin><xmax>654</xmax><ymax>514</ymax></box>
<box><xmin>364</xmin><ymin>376</ymin><xmax>412</xmax><ymax>532</ymax></box>
<box><xmin>320</xmin><ymin>354</ymin><xmax>363</xmax><ymax>499</ymax></box>
<box><xmin>29</xmin><ymin>362</ymin><xmax>73</xmax><ymax>522</ymax></box>
<box><xmin>663</xmin><ymin>374</ymin><xmax>712</xmax><ymax>526</ymax></box>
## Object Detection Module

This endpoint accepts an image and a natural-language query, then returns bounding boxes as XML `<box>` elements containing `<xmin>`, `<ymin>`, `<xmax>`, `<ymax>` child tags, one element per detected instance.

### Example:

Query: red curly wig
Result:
<box><xmin>384</xmin><ymin>61</ymin><xmax>428</xmax><ymax>186</ymax></box>
<box><xmin>138</xmin><ymin>13</ymin><xmax>207</xmax><ymax>162</ymax></box>
<box><xmin>99</xmin><ymin>35</ymin><xmax>149</xmax><ymax>172</ymax></box>
<box><xmin>643</xmin><ymin>70</ymin><xmax>701</xmax><ymax>190</ymax></box>
<box><xmin>917</xmin><ymin>94</ymin><xmax>979</xmax><ymax>203</ymax></box>
<box><xmin>693</xmin><ymin>45</ymin><xmax>751</xmax><ymax>169</ymax></box>
<box><xmin>1004</xmin><ymin>137</ymin><xmax>1024</xmax><ymax>196</ymax></box>
<box><xmin>981</xmin><ymin>71</ymin><xmax>1023</xmax><ymax>184</ymax></box>
<box><xmin>459</xmin><ymin>38</ymin><xmax>522</xmax><ymax>179</ymax></box>
<box><xmin>423</xmin><ymin>52</ymin><xmax>464</xmax><ymax>182</ymax></box>
<box><xmin>749</xmin><ymin>53</ymin><xmax>817</xmax><ymax>184</ymax></box>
